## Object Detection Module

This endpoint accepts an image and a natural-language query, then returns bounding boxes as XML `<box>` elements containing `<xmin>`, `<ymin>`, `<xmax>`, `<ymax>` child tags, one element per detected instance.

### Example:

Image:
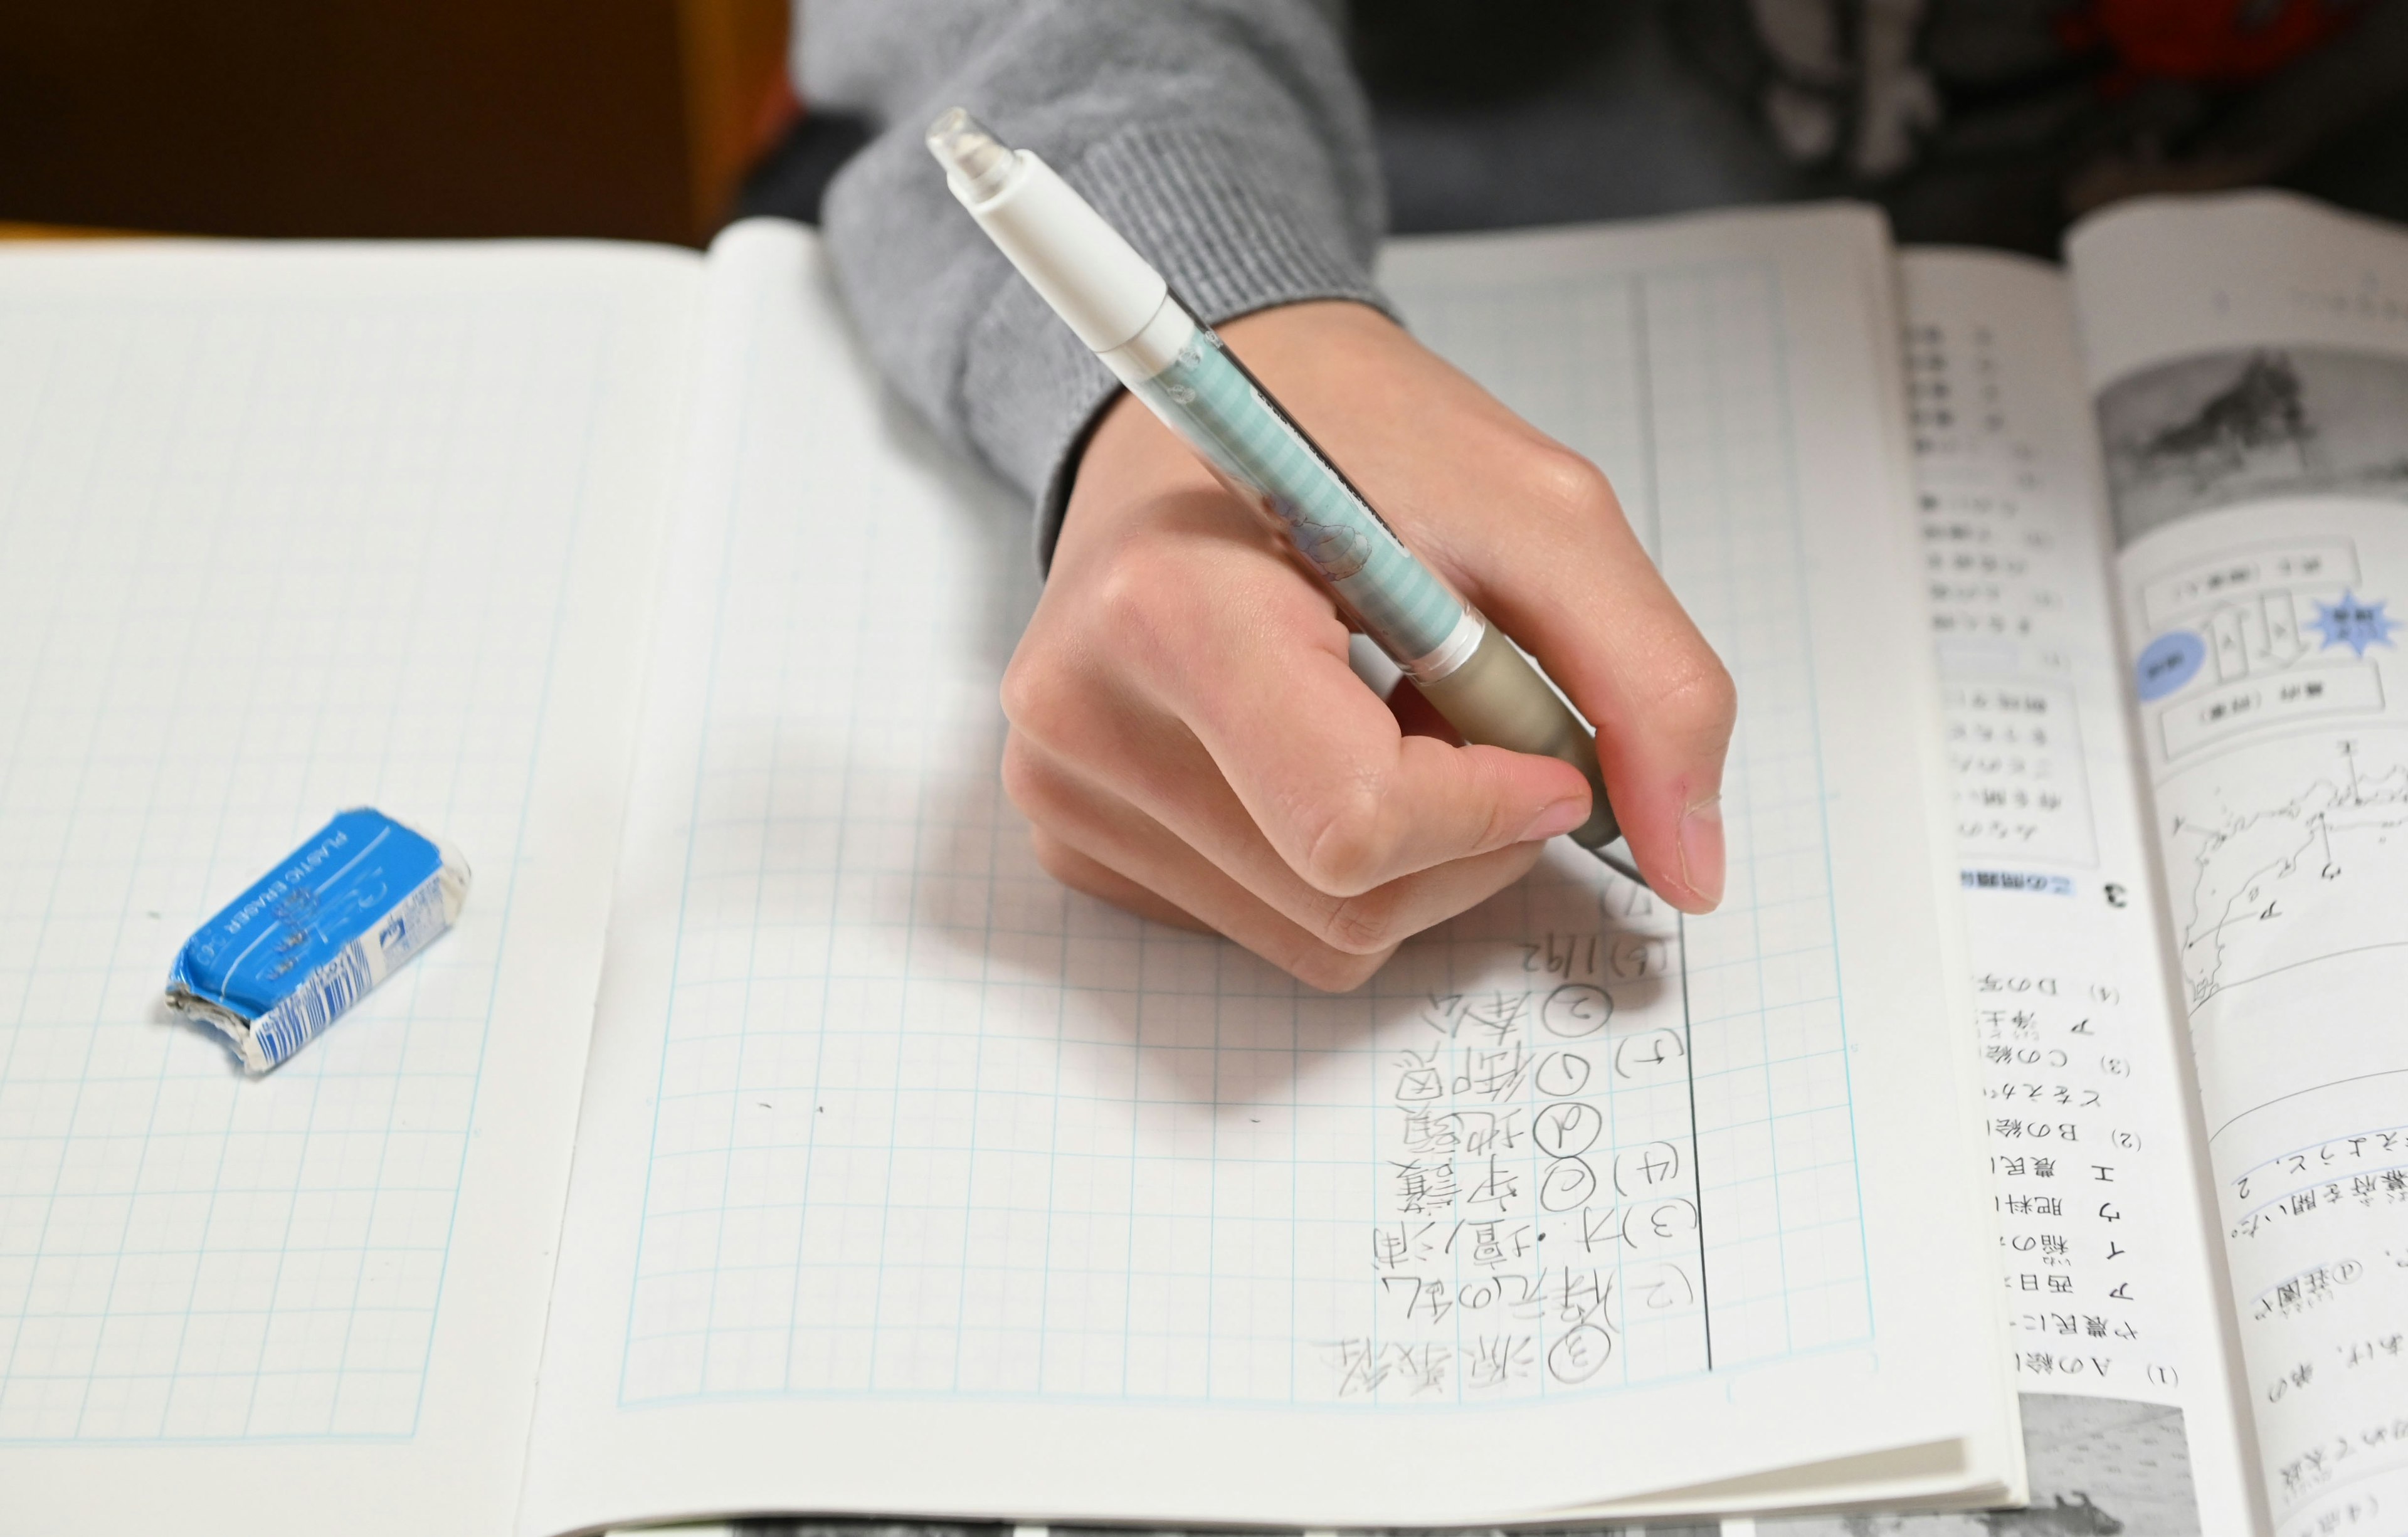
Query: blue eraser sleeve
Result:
<box><xmin>166</xmin><ymin>808</ymin><xmax>470</xmax><ymax>1074</ymax></box>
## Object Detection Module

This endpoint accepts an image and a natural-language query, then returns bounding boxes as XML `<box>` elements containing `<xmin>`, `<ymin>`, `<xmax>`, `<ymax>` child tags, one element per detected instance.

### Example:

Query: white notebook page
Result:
<box><xmin>0</xmin><ymin>243</ymin><xmax>697</xmax><ymax>1534</ymax></box>
<box><xmin>2073</xmin><ymin>193</ymin><xmax>2408</xmax><ymax>1537</ymax></box>
<box><xmin>520</xmin><ymin>211</ymin><xmax>2015</xmax><ymax>1534</ymax></box>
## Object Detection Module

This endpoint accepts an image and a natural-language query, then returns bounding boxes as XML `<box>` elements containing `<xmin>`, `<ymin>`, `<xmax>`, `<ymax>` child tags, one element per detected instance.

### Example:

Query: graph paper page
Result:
<box><xmin>0</xmin><ymin>242</ymin><xmax>696</xmax><ymax>1533</ymax></box>
<box><xmin>520</xmin><ymin>213</ymin><xmax>2016</xmax><ymax>1534</ymax></box>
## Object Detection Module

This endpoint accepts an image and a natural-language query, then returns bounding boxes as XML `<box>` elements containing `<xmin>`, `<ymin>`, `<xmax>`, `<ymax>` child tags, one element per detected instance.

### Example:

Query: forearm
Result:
<box><xmin>798</xmin><ymin>0</ymin><xmax>1388</xmax><ymax>560</ymax></box>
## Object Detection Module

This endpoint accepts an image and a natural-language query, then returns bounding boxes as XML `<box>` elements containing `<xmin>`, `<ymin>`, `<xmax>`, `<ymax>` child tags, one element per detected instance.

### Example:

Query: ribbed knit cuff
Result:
<box><xmin>956</xmin><ymin>122</ymin><xmax>1392</xmax><ymax>569</ymax></box>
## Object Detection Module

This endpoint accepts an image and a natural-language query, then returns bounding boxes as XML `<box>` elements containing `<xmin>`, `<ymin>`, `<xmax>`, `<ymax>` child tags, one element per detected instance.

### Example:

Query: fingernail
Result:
<box><xmin>1677</xmin><ymin>796</ymin><xmax>1725</xmax><ymax>909</ymax></box>
<box><xmin>1520</xmin><ymin>796</ymin><xmax>1590</xmax><ymax>843</ymax></box>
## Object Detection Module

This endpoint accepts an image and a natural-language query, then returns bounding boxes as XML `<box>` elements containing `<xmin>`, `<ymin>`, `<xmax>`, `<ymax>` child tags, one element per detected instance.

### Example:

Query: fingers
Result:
<box><xmin>1003</xmin><ymin>733</ymin><xmax>1545</xmax><ymax>992</ymax></box>
<box><xmin>1196</xmin><ymin>307</ymin><xmax>1733</xmax><ymax>914</ymax></box>
<box><xmin>1025</xmin><ymin>828</ymin><xmax>1212</xmax><ymax>934</ymax></box>
<box><xmin>1432</xmin><ymin>447</ymin><xmax>1735</xmax><ymax>913</ymax></box>
<box><xmin>1017</xmin><ymin>300</ymin><xmax>1738</xmax><ymax>988</ymax></box>
<box><xmin>1009</xmin><ymin>505</ymin><xmax>1591</xmax><ymax>903</ymax></box>
<box><xmin>1166</xmin><ymin>639</ymin><xmax>1593</xmax><ymax>899</ymax></box>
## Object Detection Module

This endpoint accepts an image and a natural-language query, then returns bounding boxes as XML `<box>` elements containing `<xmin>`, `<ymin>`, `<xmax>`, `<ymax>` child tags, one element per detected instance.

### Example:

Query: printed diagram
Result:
<box><xmin>2307</xmin><ymin>589</ymin><xmax>2397</xmax><ymax>655</ymax></box>
<box><xmin>2147</xmin><ymin>585</ymin><xmax>2390</xmax><ymax>684</ymax></box>
<box><xmin>2173</xmin><ymin>740</ymin><xmax>2408</xmax><ymax>1005</ymax></box>
<box><xmin>2099</xmin><ymin>346</ymin><xmax>2408</xmax><ymax>545</ymax></box>
<box><xmin>2131</xmin><ymin>540</ymin><xmax>2392</xmax><ymax>759</ymax></box>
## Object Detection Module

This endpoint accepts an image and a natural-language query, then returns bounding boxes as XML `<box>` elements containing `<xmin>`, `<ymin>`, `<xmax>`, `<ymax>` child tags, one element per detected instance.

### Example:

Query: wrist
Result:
<box><xmin>1063</xmin><ymin>299</ymin><xmax>1405</xmax><ymax>531</ymax></box>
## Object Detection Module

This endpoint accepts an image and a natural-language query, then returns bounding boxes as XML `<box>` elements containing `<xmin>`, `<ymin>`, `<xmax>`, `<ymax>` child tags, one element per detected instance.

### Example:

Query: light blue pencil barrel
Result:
<box><xmin>928</xmin><ymin>107</ymin><xmax>1625</xmax><ymax>859</ymax></box>
<box><xmin>1128</xmin><ymin>327</ymin><xmax>1472</xmax><ymax>671</ymax></box>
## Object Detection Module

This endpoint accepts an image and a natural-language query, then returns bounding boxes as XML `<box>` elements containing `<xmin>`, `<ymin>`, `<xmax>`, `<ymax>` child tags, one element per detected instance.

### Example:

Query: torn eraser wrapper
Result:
<box><xmin>166</xmin><ymin>808</ymin><xmax>470</xmax><ymax>1074</ymax></box>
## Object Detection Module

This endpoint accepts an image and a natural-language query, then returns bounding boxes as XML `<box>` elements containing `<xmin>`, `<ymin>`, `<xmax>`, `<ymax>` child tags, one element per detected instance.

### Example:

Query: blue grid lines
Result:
<box><xmin>0</xmin><ymin>289</ymin><xmax>616</xmax><ymax>1442</ymax></box>
<box><xmin>611</xmin><ymin>254</ymin><xmax>1874</xmax><ymax>1410</ymax></box>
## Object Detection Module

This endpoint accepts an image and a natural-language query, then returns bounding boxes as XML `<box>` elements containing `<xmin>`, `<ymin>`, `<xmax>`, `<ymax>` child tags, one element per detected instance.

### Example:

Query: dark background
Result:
<box><xmin>5</xmin><ymin>0</ymin><xmax>2405</xmax><ymax>250</ymax></box>
<box><xmin>0</xmin><ymin>0</ymin><xmax>790</xmax><ymax>243</ymax></box>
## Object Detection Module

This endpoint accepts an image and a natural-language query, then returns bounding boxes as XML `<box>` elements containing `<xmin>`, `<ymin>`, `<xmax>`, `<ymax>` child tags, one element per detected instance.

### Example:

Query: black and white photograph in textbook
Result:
<box><xmin>1762</xmin><ymin>1396</ymin><xmax>2200</xmax><ymax>1537</ymax></box>
<box><xmin>2098</xmin><ymin>347</ymin><xmax>2408</xmax><ymax>544</ymax></box>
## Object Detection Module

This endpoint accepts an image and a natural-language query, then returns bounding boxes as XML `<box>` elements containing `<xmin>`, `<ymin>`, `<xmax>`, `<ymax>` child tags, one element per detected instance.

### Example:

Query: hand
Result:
<box><xmin>1001</xmin><ymin>300</ymin><xmax>1733</xmax><ymax>990</ymax></box>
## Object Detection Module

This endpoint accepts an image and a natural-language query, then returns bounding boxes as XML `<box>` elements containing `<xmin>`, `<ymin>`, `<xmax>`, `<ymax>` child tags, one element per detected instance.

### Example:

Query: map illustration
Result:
<box><xmin>2173</xmin><ymin>739</ymin><xmax>2408</xmax><ymax>1005</ymax></box>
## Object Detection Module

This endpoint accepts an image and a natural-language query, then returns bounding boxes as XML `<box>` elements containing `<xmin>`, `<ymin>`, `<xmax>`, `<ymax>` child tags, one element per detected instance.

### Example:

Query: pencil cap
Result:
<box><xmin>928</xmin><ymin>108</ymin><xmax>1171</xmax><ymax>356</ymax></box>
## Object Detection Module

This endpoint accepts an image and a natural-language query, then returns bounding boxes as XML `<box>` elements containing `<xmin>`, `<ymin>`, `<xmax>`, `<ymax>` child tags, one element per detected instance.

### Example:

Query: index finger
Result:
<box><xmin>1442</xmin><ymin>450</ymin><xmax>1736</xmax><ymax>912</ymax></box>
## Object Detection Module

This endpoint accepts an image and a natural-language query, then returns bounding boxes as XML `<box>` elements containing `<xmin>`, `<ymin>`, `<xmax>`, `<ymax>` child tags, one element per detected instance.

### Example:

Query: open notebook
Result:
<box><xmin>1</xmin><ymin>192</ymin><xmax>2396</xmax><ymax>1536</ymax></box>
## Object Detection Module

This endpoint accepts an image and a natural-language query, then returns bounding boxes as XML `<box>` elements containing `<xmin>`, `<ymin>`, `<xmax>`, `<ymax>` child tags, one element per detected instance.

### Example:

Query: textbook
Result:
<box><xmin>0</xmin><ymin>191</ymin><xmax>2399</xmax><ymax>1537</ymax></box>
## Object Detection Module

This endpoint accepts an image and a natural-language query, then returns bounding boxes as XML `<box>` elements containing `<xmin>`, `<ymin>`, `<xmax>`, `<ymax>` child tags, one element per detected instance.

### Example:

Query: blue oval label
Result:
<box><xmin>2136</xmin><ymin>630</ymin><xmax>2206</xmax><ymax>702</ymax></box>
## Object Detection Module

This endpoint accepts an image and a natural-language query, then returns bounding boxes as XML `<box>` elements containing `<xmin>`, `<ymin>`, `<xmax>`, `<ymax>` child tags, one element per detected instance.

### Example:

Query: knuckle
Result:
<box><xmin>1474</xmin><ymin>763</ymin><xmax>1539</xmax><ymax>853</ymax></box>
<box><xmin>1520</xmin><ymin>446</ymin><xmax>1621</xmax><ymax>529</ymax></box>
<box><xmin>1092</xmin><ymin>541</ymin><xmax>1188</xmax><ymax>653</ymax></box>
<box><xmin>1645</xmin><ymin>649</ymin><xmax>1738</xmax><ymax>742</ymax></box>
<box><xmin>1312</xmin><ymin>890</ymin><xmax>1403</xmax><ymax>956</ymax></box>
<box><xmin>1284</xmin><ymin>940</ymin><xmax>1390</xmax><ymax>994</ymax></box>
<box><xmin>998</xmin><ymin>648</ymin><xmax>1070</xmax><ymax>739</ymax></box>
<box><xmin>1026</xmin><ymin>827</ymin><xmax>1080</xmax><ymax>884</ymax></box>
<box><xmin>998</xmin><ymin>734</ymin><xmax>1063</xmax><ymax>823</ymax></box>
<box><xmin>1296</xmin><ymin>773</ymin><xmax>1394</xmax><ymax>896</ymax></box>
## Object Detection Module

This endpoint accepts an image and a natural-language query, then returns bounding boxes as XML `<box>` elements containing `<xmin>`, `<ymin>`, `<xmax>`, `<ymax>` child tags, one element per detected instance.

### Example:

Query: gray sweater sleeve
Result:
<box><xmin>796</xmin><ymin>0</ymin><xmax>1388</xmax><ymax>562</ymax></box>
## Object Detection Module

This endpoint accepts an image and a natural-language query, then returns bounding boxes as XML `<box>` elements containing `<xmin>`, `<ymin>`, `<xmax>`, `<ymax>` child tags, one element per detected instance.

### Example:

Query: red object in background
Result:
<box><xmin>754</xmin><ymin>75</ymin><xmax>803</xmax><ymax>160</ymax></box>
<box><xmin>2061</xmin><ymin>0</ymin><xmax>2368</xmax><ymax>82</ymax></box>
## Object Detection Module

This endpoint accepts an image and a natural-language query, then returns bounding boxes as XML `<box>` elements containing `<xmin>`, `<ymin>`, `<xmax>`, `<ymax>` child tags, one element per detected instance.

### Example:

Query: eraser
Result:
<box><xmin>165</xmin><ymin>808</ymin><xmax>470</xmax><ymax>1074</ymax></box>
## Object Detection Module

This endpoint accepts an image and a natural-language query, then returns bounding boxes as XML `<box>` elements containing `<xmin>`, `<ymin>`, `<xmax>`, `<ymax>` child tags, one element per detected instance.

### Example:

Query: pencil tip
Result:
<box><xmin>1587</xmin><ymin>842</ymin><xmax>1647</xmax><ymax>889</ymax></box>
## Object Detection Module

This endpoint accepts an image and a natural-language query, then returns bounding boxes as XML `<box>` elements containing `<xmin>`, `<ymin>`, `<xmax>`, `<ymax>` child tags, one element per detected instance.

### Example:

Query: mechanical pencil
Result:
<box><xmin>927</xmin><ymin>108</ymin><xmax>1640</xmax><ymax>885</ymax></box>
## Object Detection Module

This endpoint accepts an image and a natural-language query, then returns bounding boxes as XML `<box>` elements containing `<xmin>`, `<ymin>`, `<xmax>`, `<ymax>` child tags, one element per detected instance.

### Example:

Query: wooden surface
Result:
<box><xmin>0</xmin><ymin>223</ymin><xmax>131</xmax><ymax>241</ymax></box>
<box><xmin>0</xmin><ymin>0</ymin><xmax>790</xmax><ymax>245</ymax></box>
<box><xmin>679</xmin><ymin>0</ymin><xmax>798</xmax><ymax>237</ymax></box>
